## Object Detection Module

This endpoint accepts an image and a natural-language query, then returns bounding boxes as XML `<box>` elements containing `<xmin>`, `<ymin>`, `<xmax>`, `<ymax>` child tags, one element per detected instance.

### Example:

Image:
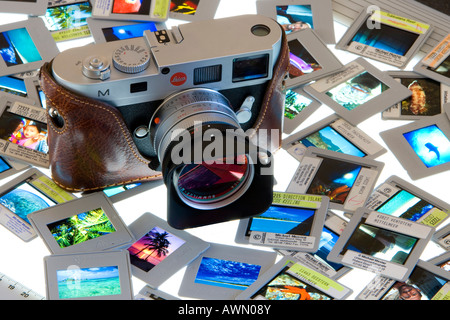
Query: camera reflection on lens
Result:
<box><xmin>175</xmin><ymin>154</ymin><xmax>253</xmax><ymax>209</ymax></box>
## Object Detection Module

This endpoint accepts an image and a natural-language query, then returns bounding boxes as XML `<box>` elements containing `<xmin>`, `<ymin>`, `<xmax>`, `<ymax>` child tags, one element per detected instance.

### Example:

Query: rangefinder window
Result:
<box><xmin>130</xmin><ymin>81</ymin><xmax>147</xmax><ymax>93</ymax></box>
<box><xmin>232</xmin><ymin>54</ymin><xmax>269</xmax><ymax>82</ymax></box>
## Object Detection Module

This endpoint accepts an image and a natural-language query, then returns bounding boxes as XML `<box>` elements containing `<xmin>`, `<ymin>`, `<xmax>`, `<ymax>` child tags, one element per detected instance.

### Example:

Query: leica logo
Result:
<box><xmin>170</xmin><ymin>72</ymin><xmax>187</xmax><ymax>86</ymax></box>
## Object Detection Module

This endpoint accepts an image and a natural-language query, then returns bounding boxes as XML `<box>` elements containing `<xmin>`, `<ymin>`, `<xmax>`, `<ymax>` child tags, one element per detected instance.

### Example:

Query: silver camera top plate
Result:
<box><xmin>52</xmin><ymin>14</ymin><xmax>283</xmax><ymax>107</ymax></box>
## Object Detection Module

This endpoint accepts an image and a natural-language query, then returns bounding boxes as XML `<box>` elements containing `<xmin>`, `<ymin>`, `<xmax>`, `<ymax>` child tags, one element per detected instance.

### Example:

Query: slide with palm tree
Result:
<box><xmin>127</xmin><ymin>226</ymin><xmax>186</xmax><ymax>272</ymax></box>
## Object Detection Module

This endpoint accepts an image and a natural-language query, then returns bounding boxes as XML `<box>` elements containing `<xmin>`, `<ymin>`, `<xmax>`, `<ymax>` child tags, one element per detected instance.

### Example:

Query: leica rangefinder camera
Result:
<box><xmin>49</xmin><ymin>14</ymin><xmax>285</xmax><ymax>228</ymax></box>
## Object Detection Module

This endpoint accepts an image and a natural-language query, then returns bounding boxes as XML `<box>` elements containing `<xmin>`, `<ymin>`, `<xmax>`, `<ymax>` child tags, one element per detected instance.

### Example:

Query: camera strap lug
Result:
<box><xmin>48</xmin><ymin>107</ymin><xmax>65</xmax><ymax>128</ymax></box>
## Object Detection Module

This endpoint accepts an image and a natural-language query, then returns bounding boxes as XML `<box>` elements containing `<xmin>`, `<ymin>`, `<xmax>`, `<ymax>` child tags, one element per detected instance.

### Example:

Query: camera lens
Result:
<box><xmin>175</xmin><ymin>154</ymin><xmax>254</xmax><ymax>209</ymax></box>
<box><xmin>150</xmin><ymin>88</ymin><xmax>274</xmax><ymax>229</ymax></box>
<box><xmin>149</xmin><ymin>88</ymin><xmax>240</xmax><ymax>162</ymax></box>
<box><xmin>150</xmin><ymin>88</ymin><xmax>254</xmax><ymax>211</ymax></box>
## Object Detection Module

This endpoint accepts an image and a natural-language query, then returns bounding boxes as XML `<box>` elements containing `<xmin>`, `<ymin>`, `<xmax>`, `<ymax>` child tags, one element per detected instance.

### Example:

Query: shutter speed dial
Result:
<box><xmin>112</xmin><ymin>44</ymin><xmax>151</xmax><ymax>74</ymax></box>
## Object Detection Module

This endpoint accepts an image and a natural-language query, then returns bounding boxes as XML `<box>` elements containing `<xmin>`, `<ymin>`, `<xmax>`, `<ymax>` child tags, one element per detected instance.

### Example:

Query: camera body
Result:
<box><xmin>52</xmin><ymin>14</ymin><xmax>283</xmax><ymax>159</ymax></box>
<box><xmin>48</xmin><ymin>14</ymin><xmax>286</xmax><ymax>229</ymax></box>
